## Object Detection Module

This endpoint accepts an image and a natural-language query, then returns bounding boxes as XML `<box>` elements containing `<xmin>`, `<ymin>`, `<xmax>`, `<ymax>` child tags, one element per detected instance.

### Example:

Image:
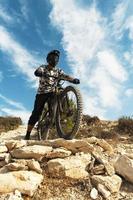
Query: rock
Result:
<box><xmin>27</xmin><ymin>159</ymin><xmax>42</xmax><ymax>174</ymax></box>
<box><xmin>11</xmin><ymin>145</ymin><xmax>53</xmax><ymax>160</ymax></box>
<box><xmin>0</xmin><ymin>190</ymin><xmax>23</xmax><ymax>200</ymax></box>
<box><xmin>6</xmin><ymin>162</ymin><xmax>28</xmax><ymax>171</ymax></box>
<box><xmin>125</xmin><ymin>153</ymin><xmax>133</xmax><ymax>160</ymax></box>
<box><xmin>51</xmin><ymin>139</ymin><xmax>94</xmax><ymax>154</ymax></box>
<box><xmin>0</xmin><ymin>145</ymin><xmax>8</xmax><ymax>153</ymax></box>
<box><xmin>0</xmin><ymin>153</ymin><xmax>9</xmax><ymax>161</ymax></box>
<box><xmin>97</xmin><ymin>139</ymin><xmax>114</xmax><ymax>154</ymax></box>
<box><xmin>8</xmin><ymin>190</ymin><xmax>23</xmax><ymax>200</ymax></box>
<box><xmin>0</xmin><ymin>170</ymin><xmax>43</xmax><ymax>196</ymax></box>
<box><xmin>45</xmin><ymin>147</ymin><xmax>71</xmax><ymax>158</ymax></box>
<box><xmin>85</xmin><ymin>137</ymin><xmax>114</xmax><ymax>154</ymax></box>
<box><xmin>5</xmin><ymin>140</ymin><xmax>27</xmax><ymax>151</ymax></box>
<box><xmin>5</xmin><ymin>153</ymin><xmax>12</xmax><ymax>164</ymax></box>
<box><xmin>91</xmin><ymin>174</ymin><xmax>122</xmax><ymax>193</ymax></box>
<box><xmin>114</xmin><ymin>155</ymin><xmax>133</xmax><ymax>183</ymax></box>
<box><xmin>47</xmin><ymin>153</ymin><xmax>91</xmax><ymax>179</ymax></box>
<box><xmin>97</xmin><ymin>184</ymin><xmax>111</xmax><ymax>199</ymax></box>
<box><xmin>0</xmin><ymin>161</ymin><xmax>6</xmax><ymax>167</ymax></box>
<box><xmin>0</xmin><ymin>166</ymin><xmax>10</xmax><ymax>173</ymax></box>
<box><xmin>92</xmin><ymin>164</ymin><xmax>105</xmax><ymax>175</ymax></box>
<box><xmin>90</xmin><ymin>188</ymin><xmax>98</xmax><ymax>199</ymax></box>
<box><xmin>85</xmin><ymin>137</ymin><xmax>98</xmax><ymax>144</ymax></box>
<box><xmin>6</xmin><ymin>159</ymin><xmax>42</xmax><ymax>174</ymax></box>
<box><xmin>92</xmin><ymin>148</ymin><xmax>115</xmax><ymax>176</ymax></box>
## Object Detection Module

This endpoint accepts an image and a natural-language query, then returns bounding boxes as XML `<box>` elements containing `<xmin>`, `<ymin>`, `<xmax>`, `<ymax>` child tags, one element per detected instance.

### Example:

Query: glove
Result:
<box><xmin>72</xmin><ymin>78</ymin><xmax>80</xmax><ymax>84</ymax></box>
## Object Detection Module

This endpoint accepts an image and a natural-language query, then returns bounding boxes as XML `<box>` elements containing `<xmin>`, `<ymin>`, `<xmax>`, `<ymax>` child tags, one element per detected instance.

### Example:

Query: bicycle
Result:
<box><xmin>37</xmin><ymin>74</ymin><xmax>83</xmax><ymax>140</ymax></box>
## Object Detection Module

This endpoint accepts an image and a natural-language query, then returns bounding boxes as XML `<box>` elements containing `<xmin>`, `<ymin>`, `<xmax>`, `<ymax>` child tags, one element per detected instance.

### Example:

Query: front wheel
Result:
<box><xmin>37</xmin><ymin>102</ymin><xmax>50</xmax><ymax>140</ymax></box>
<box><xmin>56</xmin><ymin>86</ymin><xmax>83</xmax><ymax>139</ymax></box>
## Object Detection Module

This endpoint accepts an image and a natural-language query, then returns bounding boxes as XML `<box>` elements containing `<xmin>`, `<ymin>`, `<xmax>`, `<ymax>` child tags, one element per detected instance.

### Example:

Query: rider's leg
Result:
<box><xmin>24</xmin><ymin>94</ymin><xmax>49</xmax><ymax>140</ymax></box>
<box><xmin>25</xmin><ymin>124</ymin><xmax>34</xmax><ymax>140</ymax></box>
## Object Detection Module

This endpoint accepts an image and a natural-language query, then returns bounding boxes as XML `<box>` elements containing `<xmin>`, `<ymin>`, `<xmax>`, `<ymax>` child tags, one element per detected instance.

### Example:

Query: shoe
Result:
<box><xmin>24</xmin><ymin>133</ymin><xmax>30</xmax><ymax>140</ymax></box>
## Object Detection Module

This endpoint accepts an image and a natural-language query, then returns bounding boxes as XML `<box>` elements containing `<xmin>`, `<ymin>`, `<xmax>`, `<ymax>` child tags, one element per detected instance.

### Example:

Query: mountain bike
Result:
<box><xmin>37</xmin><ymin>75</ymin><xmax>83</xmax><ymax>140</ymax></box>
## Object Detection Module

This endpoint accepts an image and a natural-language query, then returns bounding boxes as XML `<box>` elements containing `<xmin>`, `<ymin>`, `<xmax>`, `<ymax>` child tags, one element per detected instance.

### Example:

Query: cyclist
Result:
<box><xmin>24</xmin><ymin>50</ymin><xmax>80</xmax><ymax>140</ymax></box>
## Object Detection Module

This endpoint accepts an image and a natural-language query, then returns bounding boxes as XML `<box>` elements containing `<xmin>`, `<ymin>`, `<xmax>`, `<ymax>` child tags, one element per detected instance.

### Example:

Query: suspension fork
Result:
<box><xmin>49</xmin><ymin>95</ymin><xmax>58</xmax><ymax>125</ymax></box>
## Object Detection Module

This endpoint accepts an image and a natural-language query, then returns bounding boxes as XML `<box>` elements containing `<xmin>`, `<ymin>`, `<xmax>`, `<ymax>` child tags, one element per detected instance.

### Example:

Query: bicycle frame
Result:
<box><xmin>37</xmin><ymin>74</ymin><xmax>82</xmax><ymax>140</ymax></box>
<box><xmin>44</xmin><ymin>86</ymin><xmax>63</xmax><ymax>128</ymax></box>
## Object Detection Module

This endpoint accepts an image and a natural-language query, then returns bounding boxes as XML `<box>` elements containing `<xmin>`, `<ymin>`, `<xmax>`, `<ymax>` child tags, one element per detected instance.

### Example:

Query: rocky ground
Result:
<box><xmin>0</xmin><ymin>118</ymin><xmax>133</xmax><ymax>200</ymax></box>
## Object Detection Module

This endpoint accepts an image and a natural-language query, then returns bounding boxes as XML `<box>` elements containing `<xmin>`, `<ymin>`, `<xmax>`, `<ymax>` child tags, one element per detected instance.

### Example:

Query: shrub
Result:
<box><xmin>83</xmin><ymin>115</ymin><xmax>100</xmax><ymax>125</ymax></box>
<box><xmin>0</xmin><ymin>116</ymin><xmax>22</xmax><ymax>133</ymax></box>
<box><xmin>118</xmin><ymin>116</ymin><xmax>133</xmax><ymax>135</ymax></box>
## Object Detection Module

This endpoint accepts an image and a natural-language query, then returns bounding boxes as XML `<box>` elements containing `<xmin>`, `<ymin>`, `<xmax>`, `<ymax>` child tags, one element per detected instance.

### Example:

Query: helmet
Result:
<box><xmin>46</xmin><ymin>50</ymin><xmax>60</xmax><ymax>67</ymax></box>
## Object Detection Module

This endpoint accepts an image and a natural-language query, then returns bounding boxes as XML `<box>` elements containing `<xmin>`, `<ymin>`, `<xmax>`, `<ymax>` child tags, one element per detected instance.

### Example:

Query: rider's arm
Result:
<box><xmin>34</xmin><ymin>66</ymin><xmax>47</xmax><ymax>77</ymax></box>
<box><xmin>58</xmin><ymin>69</ymin><xmax>80</xmax><ymax>84</ymax></box>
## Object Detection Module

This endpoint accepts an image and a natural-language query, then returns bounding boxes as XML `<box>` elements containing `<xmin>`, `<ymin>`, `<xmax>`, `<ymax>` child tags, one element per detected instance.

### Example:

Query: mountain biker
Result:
<box><xmin>24</xmin><ymin>49</ymin><xmax>80</xmax><ymax>140</ymax></box>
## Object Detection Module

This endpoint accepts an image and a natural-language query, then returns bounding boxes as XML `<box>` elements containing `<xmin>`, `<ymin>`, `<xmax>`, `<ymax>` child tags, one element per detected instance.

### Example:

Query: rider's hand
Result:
<box><xmin>72</xmin><ymin>78</ymin><xmax>80</xmax><ymax>84</ymax></box>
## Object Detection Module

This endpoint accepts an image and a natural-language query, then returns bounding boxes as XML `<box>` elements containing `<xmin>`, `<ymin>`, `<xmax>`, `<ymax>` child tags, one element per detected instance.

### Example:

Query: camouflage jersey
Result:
<box><xmin>35</xmin><ymin>65</ymin><xmax>69</xmax><ymax>94</ymax></box>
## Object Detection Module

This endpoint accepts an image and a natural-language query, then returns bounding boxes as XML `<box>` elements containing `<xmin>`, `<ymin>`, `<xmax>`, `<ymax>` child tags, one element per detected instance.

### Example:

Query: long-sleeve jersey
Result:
<box><xmin>35</xmin><ymin>65</ymin><xmax>73</xmax><ymax>94</ymax></box>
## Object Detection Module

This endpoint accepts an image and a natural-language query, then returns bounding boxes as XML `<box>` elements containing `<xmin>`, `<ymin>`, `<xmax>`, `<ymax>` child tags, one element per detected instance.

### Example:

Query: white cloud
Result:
<box><xmin>110</xmin><ymin>0</ymin><xmax>130</xmax><ymax>39</ymax></box>
<box><xmin>0</xmin><ymin>94</ymin><xmax>25</xmax><ymax>110</ymax></box>
<box><xmin>125</xmin><ymin>88</ymin><xmax>133</xmax><ymax>97</ymax></box>
<box><xmin>97</xmin><ymin>51</ymin><xmax>127</xmax><ymax>82</ymax></box>
<box><xmin>0</xmin><ymin>26</ymin><xmax>41</xmax><ymax>87</ymax></box>
<box><xmin>49</xmin><ymin>0</ymin><xmax>128</xmax><ymax>118</ymax></box>
<box><xmin>1</xmin><ymin>107</ymin><xmax>30</xmax><ymax>124</ymax></box>
<box><xmin>18</xmin><ymin>0</ymin><xmax>29</xmax><ymax>21</ymax></box>
<box><xmin>111</xmin><ymin>0</ymin><xmax>133</xmax><ymax>41</ymax></box>
<box><xmin>125</xmin><ymin>16</ymin><xmax>133</xmax><ymax>40</ymax></box>
<box><xmin>0</xmin><ymin>94</ymin><xmax>30</xmax><ymax>124</ymax></box>
<box><xmin>0</xmin><ymin>5</ymin><xmax>13</xmax><ymax>23</ymax></box>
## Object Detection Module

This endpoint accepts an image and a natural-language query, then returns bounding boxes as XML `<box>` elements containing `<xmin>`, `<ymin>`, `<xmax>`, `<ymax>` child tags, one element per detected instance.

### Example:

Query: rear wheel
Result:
<box><xmin>56</xmin><ymin>86</ymin><xmax>83</xmax><ymax>139</ymax></box>
<box><xmin>37</xmin><ymin>102</ymin><xmax>50</xmax><ymax>140</ymax></box>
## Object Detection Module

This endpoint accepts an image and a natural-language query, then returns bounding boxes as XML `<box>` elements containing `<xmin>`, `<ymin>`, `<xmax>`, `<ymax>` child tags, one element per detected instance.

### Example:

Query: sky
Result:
<box><xmin>0</xmin><ymin>0</ymin><xmax>133</xmax><ymax>124</ymax></box>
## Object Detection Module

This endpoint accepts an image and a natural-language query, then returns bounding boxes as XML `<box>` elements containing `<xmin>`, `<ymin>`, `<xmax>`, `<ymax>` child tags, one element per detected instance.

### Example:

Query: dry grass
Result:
<box><xmin>118</xmin><ymin>116</ymin><xmax>133</xmax><ymax>135</ymax></box>
<box><xmin>0</xmin><ymin>116</ymin><xmax>22</xmax><ymax>133</ymax></box>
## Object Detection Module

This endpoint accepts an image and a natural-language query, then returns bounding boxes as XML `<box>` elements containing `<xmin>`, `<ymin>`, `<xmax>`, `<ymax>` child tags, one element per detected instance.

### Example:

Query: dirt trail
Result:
<box><xmin>0</xmin><ymin>125</ymin><xmax>37</xmax><ymax>142</ymax></box>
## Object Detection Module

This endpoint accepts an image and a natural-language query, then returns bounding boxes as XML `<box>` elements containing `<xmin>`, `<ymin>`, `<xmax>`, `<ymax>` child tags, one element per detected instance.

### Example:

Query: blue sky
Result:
<box><xmin>0</xmin><ymin>0</ymin><xmax>133</xmax><ymax>123</ymax></box>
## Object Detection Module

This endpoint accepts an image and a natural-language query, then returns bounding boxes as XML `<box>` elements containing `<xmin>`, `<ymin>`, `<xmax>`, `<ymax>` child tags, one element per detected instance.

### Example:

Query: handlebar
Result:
<box><xmin>43</xmin><ymin>73</ymin><xmax>65</xmax><ymax>87</ymax></box>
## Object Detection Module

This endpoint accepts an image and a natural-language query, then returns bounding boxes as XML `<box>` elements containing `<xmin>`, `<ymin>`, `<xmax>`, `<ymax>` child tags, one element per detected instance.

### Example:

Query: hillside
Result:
<box><xmin>0</xmin><ymin>116</ymin><xmax>133</xmax><ymax>200</ymax></box>
<box><xmin>0</xmin><ymin>117</ymin><xmax>22</xmax><ymax>133</ymax></box>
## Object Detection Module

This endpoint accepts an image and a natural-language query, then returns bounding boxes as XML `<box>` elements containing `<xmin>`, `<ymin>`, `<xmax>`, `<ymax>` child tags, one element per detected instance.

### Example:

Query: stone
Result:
<box><xmin>27</xmin><ymin>159</ymin><xmax>42</xmax><ymax>174</ymax></box>
<box><xmin>97</xmin><ymin>139</ymin><xmax>114</xmax><ymax>154</ymax></box>
<box><xmin>114</xmin><ymin>155</ymin><xmax>133</xmax><ymax>183</ymax></box>
<box><xmin>91</xmin><ymin>174</ymin><xmax>122</xmax><ymax>193</ymax></box>
<box><xmin>45</xmin><ymin>147</ymin><xmax>71</xmax><ymax>158</ymax></box>
<box><xmin>0</xmin><ymin>145</ymin><xmax>8</xmax><ymax>153</ymax></box>
<box><xmin>0</xmin><ymin>166</ymin><xmax>10</xmax><ymax>173</ymax></box>
<box><xmin>5</xmin><ymin>140</ymin><xmax>27</xmax><ymax>151</ymax></box>
<box><xmin>27</xmin><ymin>139</ymin><xmax>94</xmax><ymax>154</ymax></box>
<box><xmin>90</xmin><ymin>188</ymin><xmax>98</xmax><ymax>199</ymax></box>
<box><xmin>11</xmin><ymin>145</ymin><xmax>53</xmax><ymax>160</ymax></box>
<box><xmin>97</xmin><ymin>184</ymin><xmax>111</xmax><ymax>199</ymax></box>
<box><xmin>0</xmin><ymin>190</ymin><xmax>23</xmax><ymax>200</ymax></box>
<box><xmin>51</xmin><ymin>139</ymin><xmax>94</xmax><ymax>154</ymax></box>
<box><xmin>0</xmin><ymin>153</ymin><xmax>7</xmax><ymax>161</ymax></box>
<box><xmin>47</xmin><ymin>153</ymin><xmax>91</xmax><ymax>179</ymax></box>
<box><xmin>0</xmin><ymin>161</ymin><xmax>6</xmax><ymax>168</ymax></box>
<box><xmin>92</xmin><ymin>148</ymin><xmax>115</xmax><ymax>176</ymax></box>
<box><xmin>85</xmin><ymin>137</ymin><xmax>98</xmax><ymax>144</ymax></box>
<box><xmin>0</xmin><ymin>170</ymin><xmax>43</xmax><ymax>196</ymax></box>
<box><xmin>92</xmin><ymin>164</ymin><xmax>105</xmax><ymax>175</ymax></box>
<box><xmin>6</xmin><ymin>162</ymin><xmax>28</xmax><ymax>171</ymax></box>
<box><xmin>5</xmin><ymin>159</ymin><xmax>42</xmax><ymax>174</ymax></box>
<box><xmin>125</xmin><ymin>153</ymin><xmax>133</xmax><ymax>160</ymax></box>
<box><xmin>5</xmin><ymin>153</ymin><xmax>12</xmax><ymax>164</ymax></box>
